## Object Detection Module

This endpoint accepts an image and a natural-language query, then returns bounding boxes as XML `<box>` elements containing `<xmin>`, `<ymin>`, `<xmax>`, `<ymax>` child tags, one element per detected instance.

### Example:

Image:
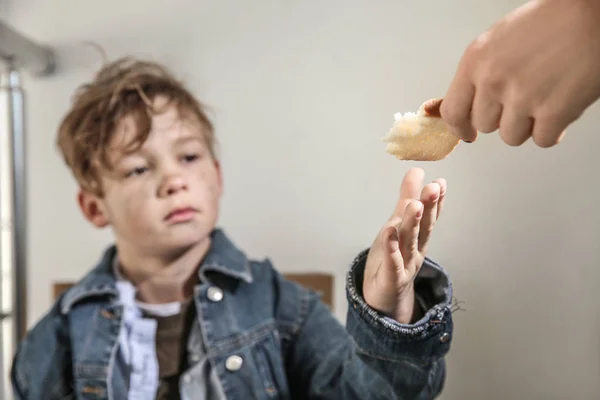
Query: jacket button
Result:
<box><xmin>440</xmin><ymin>332</ymin><xmax>451</xmax><ymax>343</ymax></box>
<box><xmin>207</xmin><ymin>286</ymin><xmax>223</xmax><ymax>302</ymax></box>
<box><xmin>225</xmin><ymin>355</ymin><xmax>243</xmax><ymax>371</ymax></box>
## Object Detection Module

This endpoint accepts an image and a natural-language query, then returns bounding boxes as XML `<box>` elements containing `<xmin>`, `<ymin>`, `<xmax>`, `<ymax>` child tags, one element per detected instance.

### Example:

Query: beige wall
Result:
<box><xmin>5</xmin><ymin>0</ymin><xmax>600</xmax><ymax>398</ymax></box>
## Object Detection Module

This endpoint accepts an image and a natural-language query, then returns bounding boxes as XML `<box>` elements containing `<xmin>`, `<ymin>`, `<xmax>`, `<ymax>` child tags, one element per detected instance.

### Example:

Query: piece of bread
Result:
<box><xmin>382</xmin><ymin>98</ymin><xmax>460</xmax><ymax>161</ymax></box>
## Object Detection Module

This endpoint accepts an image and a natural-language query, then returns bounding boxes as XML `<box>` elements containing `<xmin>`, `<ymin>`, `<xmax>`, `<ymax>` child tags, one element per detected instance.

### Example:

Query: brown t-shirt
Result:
<box><xmin>143</xmin><ymin>300</ymin><xmax>196</xmax><ymax>400</ymax></box>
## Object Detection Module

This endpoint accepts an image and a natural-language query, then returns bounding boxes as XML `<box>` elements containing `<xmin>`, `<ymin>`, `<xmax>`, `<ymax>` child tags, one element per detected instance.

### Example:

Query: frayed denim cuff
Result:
<box><xmin>346</xmin><ymin>249</ymin><xmax>453</xmax><ymax>363</ymax></box>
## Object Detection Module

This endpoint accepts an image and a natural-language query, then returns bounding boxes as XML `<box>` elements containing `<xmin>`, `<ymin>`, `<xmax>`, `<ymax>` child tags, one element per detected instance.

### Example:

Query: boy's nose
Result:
<box><xmin>159</xmin><ymin>174</ymin><xmax>188</xmax><ymax>197</ymax></box>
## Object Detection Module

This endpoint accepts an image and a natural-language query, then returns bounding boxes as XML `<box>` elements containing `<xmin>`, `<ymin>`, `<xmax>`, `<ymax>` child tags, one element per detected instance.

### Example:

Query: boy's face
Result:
<box><xmin>78</xmin><ymin>102</ymin><xmax>222</xmax><ymax>258</ymax></box>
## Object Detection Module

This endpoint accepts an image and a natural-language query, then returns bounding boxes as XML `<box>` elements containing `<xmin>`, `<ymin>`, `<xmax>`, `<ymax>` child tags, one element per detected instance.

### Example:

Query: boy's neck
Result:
<box><xmin>116</xmin><ymin>238</ymin><xmax>212</xmax><ymax>304</ymax></box>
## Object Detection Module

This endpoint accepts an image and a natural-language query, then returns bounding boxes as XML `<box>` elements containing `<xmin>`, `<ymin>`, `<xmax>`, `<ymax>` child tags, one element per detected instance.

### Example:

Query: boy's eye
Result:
<box><xmin>126</xmin><ymin>166</ymin><xmax>148</xmax><ymax>178</ymax></box>
<box><xmin>182</xmin><ymin>153</ymin><xmax>200</xmax><ymax>163</ymax></box>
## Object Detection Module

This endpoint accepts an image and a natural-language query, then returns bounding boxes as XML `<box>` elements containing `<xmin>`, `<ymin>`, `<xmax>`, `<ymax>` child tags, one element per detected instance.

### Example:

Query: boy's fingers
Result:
<box><xmin>377</xmin><ymin>225</ymin><xmax>405</xmax><ymax>283</ymax></box>
<box><xmin>418</xmin><ymin>183</ymin><xmax>440</xmax><ymax>253</ymax></box>
<box><xmin>433</xmin><ymin>178</ymin><xmax>447</xmax><ymax>219</ymax></box>
<box><xmin>382</xmin><ymin>225</ymin><xmax>400</xmax><ymax>254</ymax></box>
<box><xmin>398</xmin><ymin>200</ymin><xmax>423</xmax><ymax>272</ymax></box>
<box><xmin>399</xmin><ymin>168</ymin><xmax>425</xmax><ymax>200</ymax></box>
<box><xmin>393</xmin><ymin>168</ymin><xmax>425</xmax><ymax>218</ymax></box>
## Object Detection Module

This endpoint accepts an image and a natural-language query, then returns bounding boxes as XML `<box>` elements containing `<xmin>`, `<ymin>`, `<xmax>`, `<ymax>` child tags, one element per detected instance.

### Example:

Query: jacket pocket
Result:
<box><xmin>73</xmin><ymin>363</ymin><xmax>110</xmax><ymax>399</ymax></box>
<box><xmin>251</xmin><ymin>332</ymin><xmax>289</xmax><ymax>399</ymax></box>
<box><xmin>211</xmin><ymin>321</ymin><xmax>290</xmax><ymax>399</ymax></box>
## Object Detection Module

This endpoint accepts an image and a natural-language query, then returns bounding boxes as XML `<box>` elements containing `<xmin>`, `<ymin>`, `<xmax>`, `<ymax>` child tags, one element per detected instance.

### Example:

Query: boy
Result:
<box><xmin>11</xmin><ymin>58</ymin><xmax>454</xmax><ymax>399</ymax></box>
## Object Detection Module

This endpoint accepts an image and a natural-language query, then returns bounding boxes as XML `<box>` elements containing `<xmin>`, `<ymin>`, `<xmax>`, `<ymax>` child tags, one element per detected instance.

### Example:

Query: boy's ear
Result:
<box><xmin>77</xmin><ymin>189</ymin><xmax>109</xmax><ymax>228</ymax></box>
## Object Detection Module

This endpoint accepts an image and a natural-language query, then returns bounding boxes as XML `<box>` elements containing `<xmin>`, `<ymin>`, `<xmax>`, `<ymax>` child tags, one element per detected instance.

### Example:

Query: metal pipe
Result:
<box><xmin>0</xmin><ymin>19</ymin><xmax>55</xmax><ymax>338</ymax></box>
<box><xmin>0</xmin><ymin>20</ymin><xmax>55</xmax><ymax>76</ymax></box>
<box><xmin>7</xmin><ymin>68</ymin><xmax>27</xmax><ymax>343</ymax></box>
<box><xmin>0</xmin><ymin>22</ymin><xmax>55</xmax><ymax>398</ymax></box>
<box><xmin>0</xmin><ymin>68</ymin><xmax>10</xmax><ymax>400</ymax></box>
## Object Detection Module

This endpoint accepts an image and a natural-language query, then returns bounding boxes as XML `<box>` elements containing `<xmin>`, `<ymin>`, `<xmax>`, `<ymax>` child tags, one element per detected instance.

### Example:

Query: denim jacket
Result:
<box><xmin>11</xmin><ymin>229</ymin><xmax>454</xmax><ymax>399</ymax></box>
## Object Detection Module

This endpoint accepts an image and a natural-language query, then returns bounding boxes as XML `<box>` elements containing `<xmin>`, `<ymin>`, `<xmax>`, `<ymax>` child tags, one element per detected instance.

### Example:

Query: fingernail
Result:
<box><xmin>464</xmin><ymin>140</ymin><xmax>473</xmax><ymax>143</ymax></box>
<box><xmin>416</xmin><ymin>205</ymin><xmax>424</xmax><ymax>218</ymax></box>
<box><xmin>430</xmin><ymin>193</ymin><xmax>439</xmax><ymax>202</ymax></box>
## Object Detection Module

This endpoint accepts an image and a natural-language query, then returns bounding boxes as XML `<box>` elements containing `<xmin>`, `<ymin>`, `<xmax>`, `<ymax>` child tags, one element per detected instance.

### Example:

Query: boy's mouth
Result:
<box><xmin>165</xmin><ymin>207</ymin><xmax>198</xmax><ymax>223</ymax></box>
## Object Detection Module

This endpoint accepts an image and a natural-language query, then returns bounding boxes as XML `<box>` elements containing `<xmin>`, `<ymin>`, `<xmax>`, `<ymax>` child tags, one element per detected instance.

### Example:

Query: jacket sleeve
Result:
<box><xmin>279</xmin><ymin>249</ymin><xmax>453</xmax><ymax>400</ymax></box>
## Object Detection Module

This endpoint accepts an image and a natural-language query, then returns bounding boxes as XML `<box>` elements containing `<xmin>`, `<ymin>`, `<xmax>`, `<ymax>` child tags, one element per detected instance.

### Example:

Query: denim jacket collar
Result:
<box><xmin>60</xmin><ymin>228</ymin><xmax>253</xmax><ymax>314</ymax></box>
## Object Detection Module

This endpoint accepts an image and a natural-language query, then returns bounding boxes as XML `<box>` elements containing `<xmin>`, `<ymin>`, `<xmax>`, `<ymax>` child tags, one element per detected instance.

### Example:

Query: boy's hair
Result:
<box><xmin>56</xmin><ymin>56</ymin><xmax>215</xmax><ymax>196</ymax></box>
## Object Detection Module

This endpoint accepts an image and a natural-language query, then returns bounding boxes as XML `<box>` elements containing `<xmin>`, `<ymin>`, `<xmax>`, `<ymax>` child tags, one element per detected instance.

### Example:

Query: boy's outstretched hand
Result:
<box><xmin>363</xmin><ymin>168</ymin><xmax>445</xmax><ymax>324</ymax></box>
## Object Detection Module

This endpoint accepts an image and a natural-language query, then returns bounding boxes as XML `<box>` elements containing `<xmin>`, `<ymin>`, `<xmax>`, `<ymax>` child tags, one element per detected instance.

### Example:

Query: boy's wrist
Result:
<box><xmin>392</xmin><ymin>285</ymin><xmax>423</xmax><ymax>324</ymax></box>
